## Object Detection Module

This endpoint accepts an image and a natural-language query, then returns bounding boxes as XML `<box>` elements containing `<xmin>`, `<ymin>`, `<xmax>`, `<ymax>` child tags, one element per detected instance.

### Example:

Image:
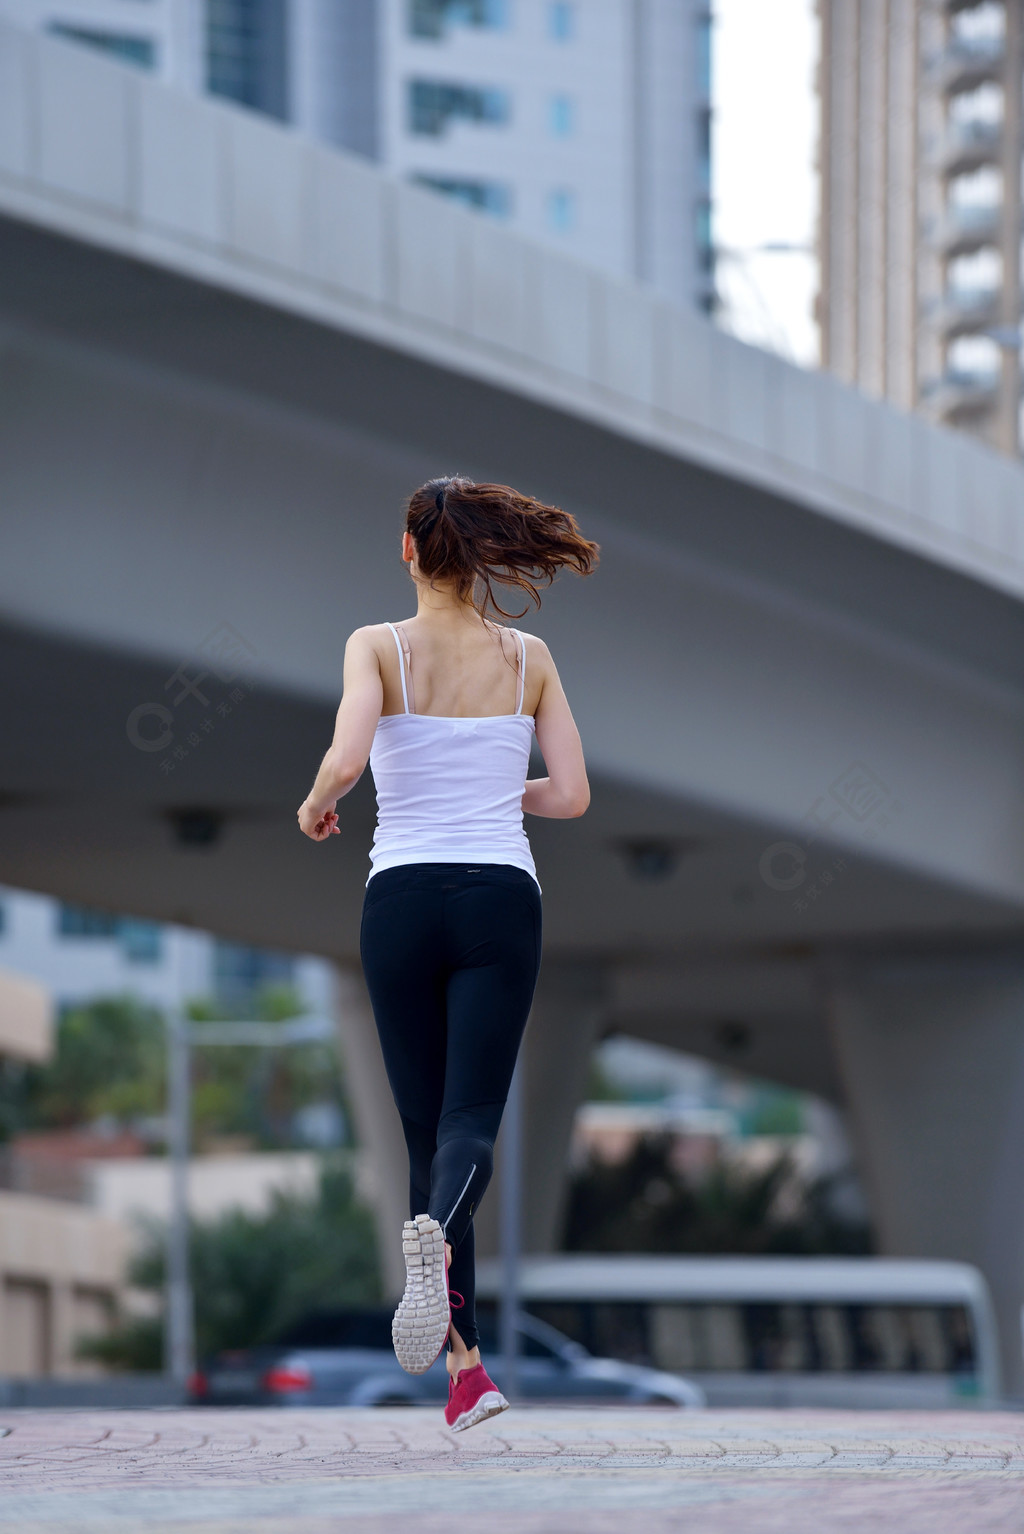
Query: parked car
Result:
<box><xmin>188</xmin><ymin>1304</ymin><xmax>706</xmax><ymax>1408</ymax></box>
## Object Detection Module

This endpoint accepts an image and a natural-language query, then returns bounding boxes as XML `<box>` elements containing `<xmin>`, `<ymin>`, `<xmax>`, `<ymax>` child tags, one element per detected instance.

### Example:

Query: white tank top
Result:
<box><xmin>366</xmin><ymin>622</ymin><xmax>541</xmax><ymax>890</ymax></box>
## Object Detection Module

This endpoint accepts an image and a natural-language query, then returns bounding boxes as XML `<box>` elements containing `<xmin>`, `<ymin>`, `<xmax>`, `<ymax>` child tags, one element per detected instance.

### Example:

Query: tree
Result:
<box><xmin>1</xmin><ymin>994</ymin><xmax>166</xmax><ymax>1134</ymax></box>
<box><xmin>77</xmin><ymin>1156</ymin><xmax>381</xmax><ymax>1369</ymax></box>
<box><xmin>562</xmin><ymin>1133</ymin><xmax>873</xmax><ymax>1256</ymax></box>
<box><xmin>0</xmin><ymin>984</ymin><xmax>352</xmax><ymax>1153</ymax></box>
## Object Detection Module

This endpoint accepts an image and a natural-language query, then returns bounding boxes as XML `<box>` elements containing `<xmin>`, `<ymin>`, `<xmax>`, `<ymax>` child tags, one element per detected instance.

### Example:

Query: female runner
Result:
<box><xmin>297</xmin><ymin>476</ymin><xmax>598</xmax><ymax>1431</ymax></box>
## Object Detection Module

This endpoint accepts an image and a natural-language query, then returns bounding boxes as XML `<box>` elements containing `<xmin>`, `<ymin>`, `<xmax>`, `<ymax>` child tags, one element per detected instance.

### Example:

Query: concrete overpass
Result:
<box><xmin>3</xmin><ymin>22</ymin><xmax>1024</xmax><ymax>1390</ymax></box>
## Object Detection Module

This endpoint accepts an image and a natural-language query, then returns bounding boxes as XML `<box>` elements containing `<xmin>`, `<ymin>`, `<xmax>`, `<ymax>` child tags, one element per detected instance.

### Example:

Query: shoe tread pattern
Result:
<box><xmin>392</xmin><ymin>1215</ymin><xmax>450</xmax><ymax>1375</ymax></box>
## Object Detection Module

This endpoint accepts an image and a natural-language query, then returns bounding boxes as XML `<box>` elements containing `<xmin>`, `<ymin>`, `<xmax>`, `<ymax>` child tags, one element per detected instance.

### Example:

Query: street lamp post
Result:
<box><xmin>165</xmin><ymin>1011</ymin><xmax>193</xmax><ymax>1386</ymax></box>
<box><xmin>163</xmin><ymin>1010</ymin><xmax>338</xmax><ymax>1387</ymax></box>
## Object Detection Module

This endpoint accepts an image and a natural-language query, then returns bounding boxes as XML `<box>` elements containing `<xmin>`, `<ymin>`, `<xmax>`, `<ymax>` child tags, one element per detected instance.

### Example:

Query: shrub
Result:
<box><xmin>77</xmin><ymin>1157</ymin><xmax>381</xmax><ymax>1368</ymax></box>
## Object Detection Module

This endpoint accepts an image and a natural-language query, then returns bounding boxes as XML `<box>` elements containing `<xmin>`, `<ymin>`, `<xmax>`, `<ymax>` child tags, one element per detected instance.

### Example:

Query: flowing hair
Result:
<box><xmin>404</xmin><ymin>476</ymin><xmax>600</xmax><ymax>619</ymax></box>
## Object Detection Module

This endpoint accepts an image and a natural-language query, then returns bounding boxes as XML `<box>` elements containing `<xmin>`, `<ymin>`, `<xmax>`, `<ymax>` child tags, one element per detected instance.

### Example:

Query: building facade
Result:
<box><xmin>818</xmin><ymin>0</ymin><xmax>1024</xmax><ymax>455</ymax></box>
<box><xmin>0</xmin><ymin>0</ymin><xmax>713</xmax><ymax>310</ymax></box>
<box><xmin>379</xmin><ymin>0</ymin><xmax>713</xmax><ymax>310</ymax></box>
<box><xmin>0</xmin><ymin>885</ymin><xmax>335</xmax><ymax>1021</ymax></box>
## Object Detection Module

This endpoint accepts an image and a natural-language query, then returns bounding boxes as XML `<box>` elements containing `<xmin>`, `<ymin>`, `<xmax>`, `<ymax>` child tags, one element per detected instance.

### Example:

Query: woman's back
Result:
<box><xmin>376</xmin><ymin>616</ymin><xmax>537</xmax><ymax>720</ymax></box>
<box><xmin>367</xmin><ymin>618</ymin><xmax>540</xmax><ymax>887</ymax></box>
<box><xmin>297</xmin><ymin>475</ymin><xmax>597</xmax><ymax>860</ymax></box>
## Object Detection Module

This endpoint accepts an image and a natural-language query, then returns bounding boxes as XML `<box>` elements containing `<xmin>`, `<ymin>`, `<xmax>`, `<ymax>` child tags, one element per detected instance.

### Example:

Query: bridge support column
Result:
<box><xmin>828</xmin><ymin>959</ymin><xmax>1024</xmax><ymax>1399</ymax></box>
<box><xmin>331</xmin><ymin>964</ymin><xmax>409</xmax><ymax>1300</ymax></box>
<box><xmin>476</xmin><ymin>959</ymin><xmax>609</xmax><ymax>1259</ymax></box>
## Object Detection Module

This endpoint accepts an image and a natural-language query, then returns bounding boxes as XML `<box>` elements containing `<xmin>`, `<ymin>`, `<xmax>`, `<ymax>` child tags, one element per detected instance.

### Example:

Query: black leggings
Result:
<box><xmin>359</xmin><ymin>861</ymin><xmax>542</xmax><ymax>1350</ymax></box>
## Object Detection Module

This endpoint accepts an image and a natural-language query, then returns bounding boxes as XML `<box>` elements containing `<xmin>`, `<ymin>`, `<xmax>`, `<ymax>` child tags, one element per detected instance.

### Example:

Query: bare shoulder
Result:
<box><xmin>519</xmin><ymin>630</ymin><xmax>556</xmax><ymax>675</ymax></box>
<box><xmin>344</xmin><ymin>624</ymin><xmax>393</xmax><ymax>671</ymax></box>
<box><xmin>347</xmin><ymin>623</ymin><xmax>395</xmax><ymax>651</ymax></box>
<box><xmin>517</xmin><ymin>632</ymin><xmax>563</xmax><ymax>711</ymax></box>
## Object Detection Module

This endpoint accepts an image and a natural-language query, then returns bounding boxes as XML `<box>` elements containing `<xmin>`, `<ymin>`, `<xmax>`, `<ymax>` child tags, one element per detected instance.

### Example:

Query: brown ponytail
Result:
<box><xmin>404</xmin><ymin>477</ymin><xmax>600</xmax><ymax>620</ymax></box>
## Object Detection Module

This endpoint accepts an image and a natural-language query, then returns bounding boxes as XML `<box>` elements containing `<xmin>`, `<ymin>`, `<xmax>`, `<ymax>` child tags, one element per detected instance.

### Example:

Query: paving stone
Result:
<box><xmin>0</xmin><ymin>1406</ymin><xmax>1022</xmax><ymax>1531</ymax></box>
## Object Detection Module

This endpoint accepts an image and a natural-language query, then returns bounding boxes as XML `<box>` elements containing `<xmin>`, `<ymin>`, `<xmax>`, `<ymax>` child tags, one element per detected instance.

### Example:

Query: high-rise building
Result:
<box><xmin>0</xmin><ymin>0</ymin><xmax>377</xmax><ymax>139</ymax></box>
<box><xmin>380</xmin><ymin>0</ymin><xmax>714</xmax><ymax>310</ymax></box>
<box><xmin>0</xmin><ymin>885</ymin><xmax>336</xmax><ymax>1020</ymax></box>
<box><xmin>0</xmin><ymin>0</ymin><xmax>713</xmax><ymax>312</ymax></box>
<box><xmin>818</xmin><ymin>0</ymin><xmax>1023</xmax><ymax>457</ymax></box>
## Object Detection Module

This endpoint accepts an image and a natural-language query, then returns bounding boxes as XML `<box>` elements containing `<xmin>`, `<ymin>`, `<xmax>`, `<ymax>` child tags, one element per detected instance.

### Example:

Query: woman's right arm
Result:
<box><xmin>299</xmin><ymin>627</ymin><xmax>384</xmax><ymax>822</ymax></box>
<box><xmin>522</xmin><ymin>638</ymin><xmax>590</xmax><ymax>819</ymax></box>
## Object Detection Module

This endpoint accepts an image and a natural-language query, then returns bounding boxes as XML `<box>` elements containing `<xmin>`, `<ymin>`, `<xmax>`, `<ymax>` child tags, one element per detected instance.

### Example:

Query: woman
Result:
<box><xmin>297</xmin><ymin>476</ymin><xmax>598</xmax><ymax>1432</ymax></box>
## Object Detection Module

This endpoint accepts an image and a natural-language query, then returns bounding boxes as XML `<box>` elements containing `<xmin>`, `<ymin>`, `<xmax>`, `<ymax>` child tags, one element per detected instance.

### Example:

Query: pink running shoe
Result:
<box><xmin>444</xmin><ymin>1362</ymin><xmax>510</xmax><ymax>1433</ymax></box>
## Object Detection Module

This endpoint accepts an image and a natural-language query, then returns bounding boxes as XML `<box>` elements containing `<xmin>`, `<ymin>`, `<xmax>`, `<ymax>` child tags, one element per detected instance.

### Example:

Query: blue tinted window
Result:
<box><xmin>410</xmin><ymin>0</ymin><xmax>509</xmax><ymax>37</ymax></box>
<box><xmin>697</xmin><ymin>106</ymin><xmax>711</xmax><ymax>190</ymax></box>
<box><xmin>47</xmin><ymin>23</ymin><xmax>156</xmax><ymax>69</ymax></box>
<box><xmin>213</xmin><ymin>940</ymin><xmax>295</xmax><ymax>1007</ymax></box>
<box><xmin>118</xmin><ymin>919</ymin><xmax>163</xmax><ymax>965</ymax></box>
<box><xmin>548</xmin><ymin>94</ymin><xmax>574</xmax><ymax>137</ymax></box>
<box><xmin>546</xmin><ymin>187</ymin><xmax>576</xmax><ymax>232</ymax></box>
<box><xmin>413</xmin><ymin>174</ymin><xmax>512</xmax><ymax>217</ymax></box>
<box><xmin>57</xmin><ymin>904</ymin><xmax>164</xmax><ymax>962</ymax></box>
<box><xmin>697</xmin><ymin>11</ymin><xmax>712</xmax><ymax>98</ymax></box>
<box><xmin>58</xmin><ymin>904</ymin><xmax>120</xmax><ymax>939</ymax></box>
<box><xmin>206</xmin><ymin>0</ymin><xmax>288</xmax><ymax>121</ymax></box>
<box><xmin>696</xmin><ymin>199</ymin><xmax>714</xmax><ymax>272</ymax></box>
<box><xmin>548</xmin><ymin>2</ymin><xmax>574</xmax><ymax>41</ymax></box>
<box><xmin>409</xmin><ymin>80</ymin><xmax>511</xmax><ymax>135</ymax></box>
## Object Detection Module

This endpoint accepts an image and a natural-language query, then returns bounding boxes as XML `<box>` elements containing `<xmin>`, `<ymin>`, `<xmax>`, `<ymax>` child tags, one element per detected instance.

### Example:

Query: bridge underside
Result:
<box><xmin>3</xmin><ymin>211</ymin><xmax>1022</xmax><ymax>971</ymax></box>
<box><xmin>1</xmin><ymin>614</ymin><xmax>1016</xmax><ymax>1102</ymax></box>
<box><xmin>4</xmin><ymin>214</ymin><xmax>1024</xmax><ymax>1393</ymax></box>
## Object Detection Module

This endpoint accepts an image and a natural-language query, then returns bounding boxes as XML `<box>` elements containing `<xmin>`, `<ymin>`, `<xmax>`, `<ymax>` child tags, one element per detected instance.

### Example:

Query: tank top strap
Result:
<box><xmin>385</xmin><ymin>622</ymin><xmax>411</xmax><ymax>714</ymax></box>
<box><xmin>512</xmin><ymin>629</ymin><xmax>526</xmax><ymax>715</ymax></box>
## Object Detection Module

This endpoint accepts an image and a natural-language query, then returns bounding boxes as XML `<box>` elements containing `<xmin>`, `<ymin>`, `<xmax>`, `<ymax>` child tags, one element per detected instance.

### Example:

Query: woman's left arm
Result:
<box><xmin>297</xmin><ymin>628</ymin><xmax>384</xmax><ymax>842</ymax></box>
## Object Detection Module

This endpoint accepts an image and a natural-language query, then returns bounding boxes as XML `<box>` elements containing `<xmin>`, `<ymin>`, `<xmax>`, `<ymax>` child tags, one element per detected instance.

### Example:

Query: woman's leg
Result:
<box><xmin>359</xmin><ymin>871</ymin><xmax>448</xmax><ymax>1222</ymax></box>
<box><xmin>360</xmin><ymin>863</ymin><xmax>542</xmax><ymax>1371</ymax></box>
<box><xmin>428</xmin><ymin>868</ymin><xmax>543</xmax><ymax>1357</ymax></box>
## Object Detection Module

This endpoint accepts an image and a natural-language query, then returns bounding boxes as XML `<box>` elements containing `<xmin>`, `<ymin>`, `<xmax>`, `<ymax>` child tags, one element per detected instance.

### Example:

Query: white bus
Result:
<box><xmin>476</xmin><ymin>1255</ymin><xmax>1001</xmax><ymax>1408</ymax></box>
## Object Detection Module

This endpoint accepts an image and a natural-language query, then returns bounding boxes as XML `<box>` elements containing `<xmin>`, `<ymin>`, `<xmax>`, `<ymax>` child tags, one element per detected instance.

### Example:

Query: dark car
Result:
<box><xmin>189</xmin><ymin>1305</ymin><xmax>705</xmax><ymax>1408</ymax></box>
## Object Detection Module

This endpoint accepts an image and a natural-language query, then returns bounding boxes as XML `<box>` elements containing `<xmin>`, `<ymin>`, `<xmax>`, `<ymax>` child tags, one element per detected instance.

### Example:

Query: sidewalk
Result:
<box><xmin>2</xmin><ymin>1405</ymin><xmax>1023</xmax><ymax>1532</ymax></box>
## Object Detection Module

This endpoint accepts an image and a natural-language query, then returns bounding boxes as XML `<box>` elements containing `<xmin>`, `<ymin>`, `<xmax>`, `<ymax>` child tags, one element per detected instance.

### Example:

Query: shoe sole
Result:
<box><xmin>447</xmin><ymin>1390</ymin><xmax>510</xmax><ymax>1433</ymax></box>
<box><xmin>392</xmin><ymin>1214</ymin><xmax>450</xmax><ymax>1375</ymax></box>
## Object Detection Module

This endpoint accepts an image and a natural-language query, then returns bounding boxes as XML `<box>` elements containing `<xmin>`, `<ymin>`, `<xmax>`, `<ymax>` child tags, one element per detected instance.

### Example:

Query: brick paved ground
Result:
<box><xmin>2</xmin><ymin>1406</ymin><xmax>1023</xmax><ymax>1533</ymax></box>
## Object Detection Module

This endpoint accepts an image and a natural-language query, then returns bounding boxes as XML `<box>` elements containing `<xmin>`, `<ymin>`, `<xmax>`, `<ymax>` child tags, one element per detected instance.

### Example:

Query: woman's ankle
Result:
<box><xmin>446</xmin><ymin>1346</ymin><xmax>481</xmax><ymax>1377</ymax></box>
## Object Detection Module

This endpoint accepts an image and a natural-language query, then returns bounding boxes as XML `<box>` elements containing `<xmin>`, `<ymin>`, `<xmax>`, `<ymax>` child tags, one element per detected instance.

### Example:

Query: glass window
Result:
<box><xmin>548</xmin><ymin>2</ymin><xmax>574</xmax><ymax>41</ymax></box>
<box><xmin>212</xmin><ymin>940</ymin><xmax>295</xmax><ymax>1007</ymax></box>
<box><xmin>57</xmin><ymin>904</ymin><xmax>120</xmax><ymax>940</ymax></box>
<box><xmin>118</xmin><ymin>919</ymin><xmax>163</xmax><ymax>965</ymax></box>
<box><xmin>947</xmin><ymin>333</ymin><xmax>1000</xmax><ymax>379</ymax></box>
<box><xmin>528</xmin><ymin>1301</ymin><xmax>590</xmax><ymax>1349</ymax></box>
<box><xmin>0</xmin><ymin>902</ymin><xmax>5</xmax><ymax>936</ymax></box>
<box><xmin>696</xmin><ymin>10</ymin><xmax>712</xmax><ymax>98</ymax></box>
<box><xmin>412</xmin><ymin>173</ymin><xmax>512</xmax><ymax>217</ymax></box>
<box><xmin>408</xmin><ymin>80</ymin><xmax>511</xmax><ymax>136</ymax></box>
<box><xmin>696</xmin><ymin>199</ymin><xmax>714</xmax><ymax>274</ymax></box>
<box><xmin>545</xmin><ymin>187</ymin><xmax>576</xmax><ymax>232</ymax></box>
<box><xmin>47</xmin><ymin>23</ymin><xmax>156</xmax><ymax>70</ymax></box>
<box><xmin>409</xmin><ymin>0</ymin><xmax>509</xmax><ymax>40</ymax></box>
<box><xmin>206</xmin><ymin>0</ymin><xmax>288</xmax><ymax>121</ymax></box>
<box><xmin>539</xmin><ymin>1299</ymin><xmax>978</xmax><ymax>1375</ymax></box>
<box><xmin>697</xmin><ymin>106</ymin><xmax>712</xmax><ymax>191</ymax></box>
<box><xmin>57</xmin><ymin>904</ymin><xmax>164</xmax><ymax>962</ymax></box>
<box><xmin>548</xmin><ymin>94</ymin><xmax>574</xmax><ymax>137</ymax></box>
